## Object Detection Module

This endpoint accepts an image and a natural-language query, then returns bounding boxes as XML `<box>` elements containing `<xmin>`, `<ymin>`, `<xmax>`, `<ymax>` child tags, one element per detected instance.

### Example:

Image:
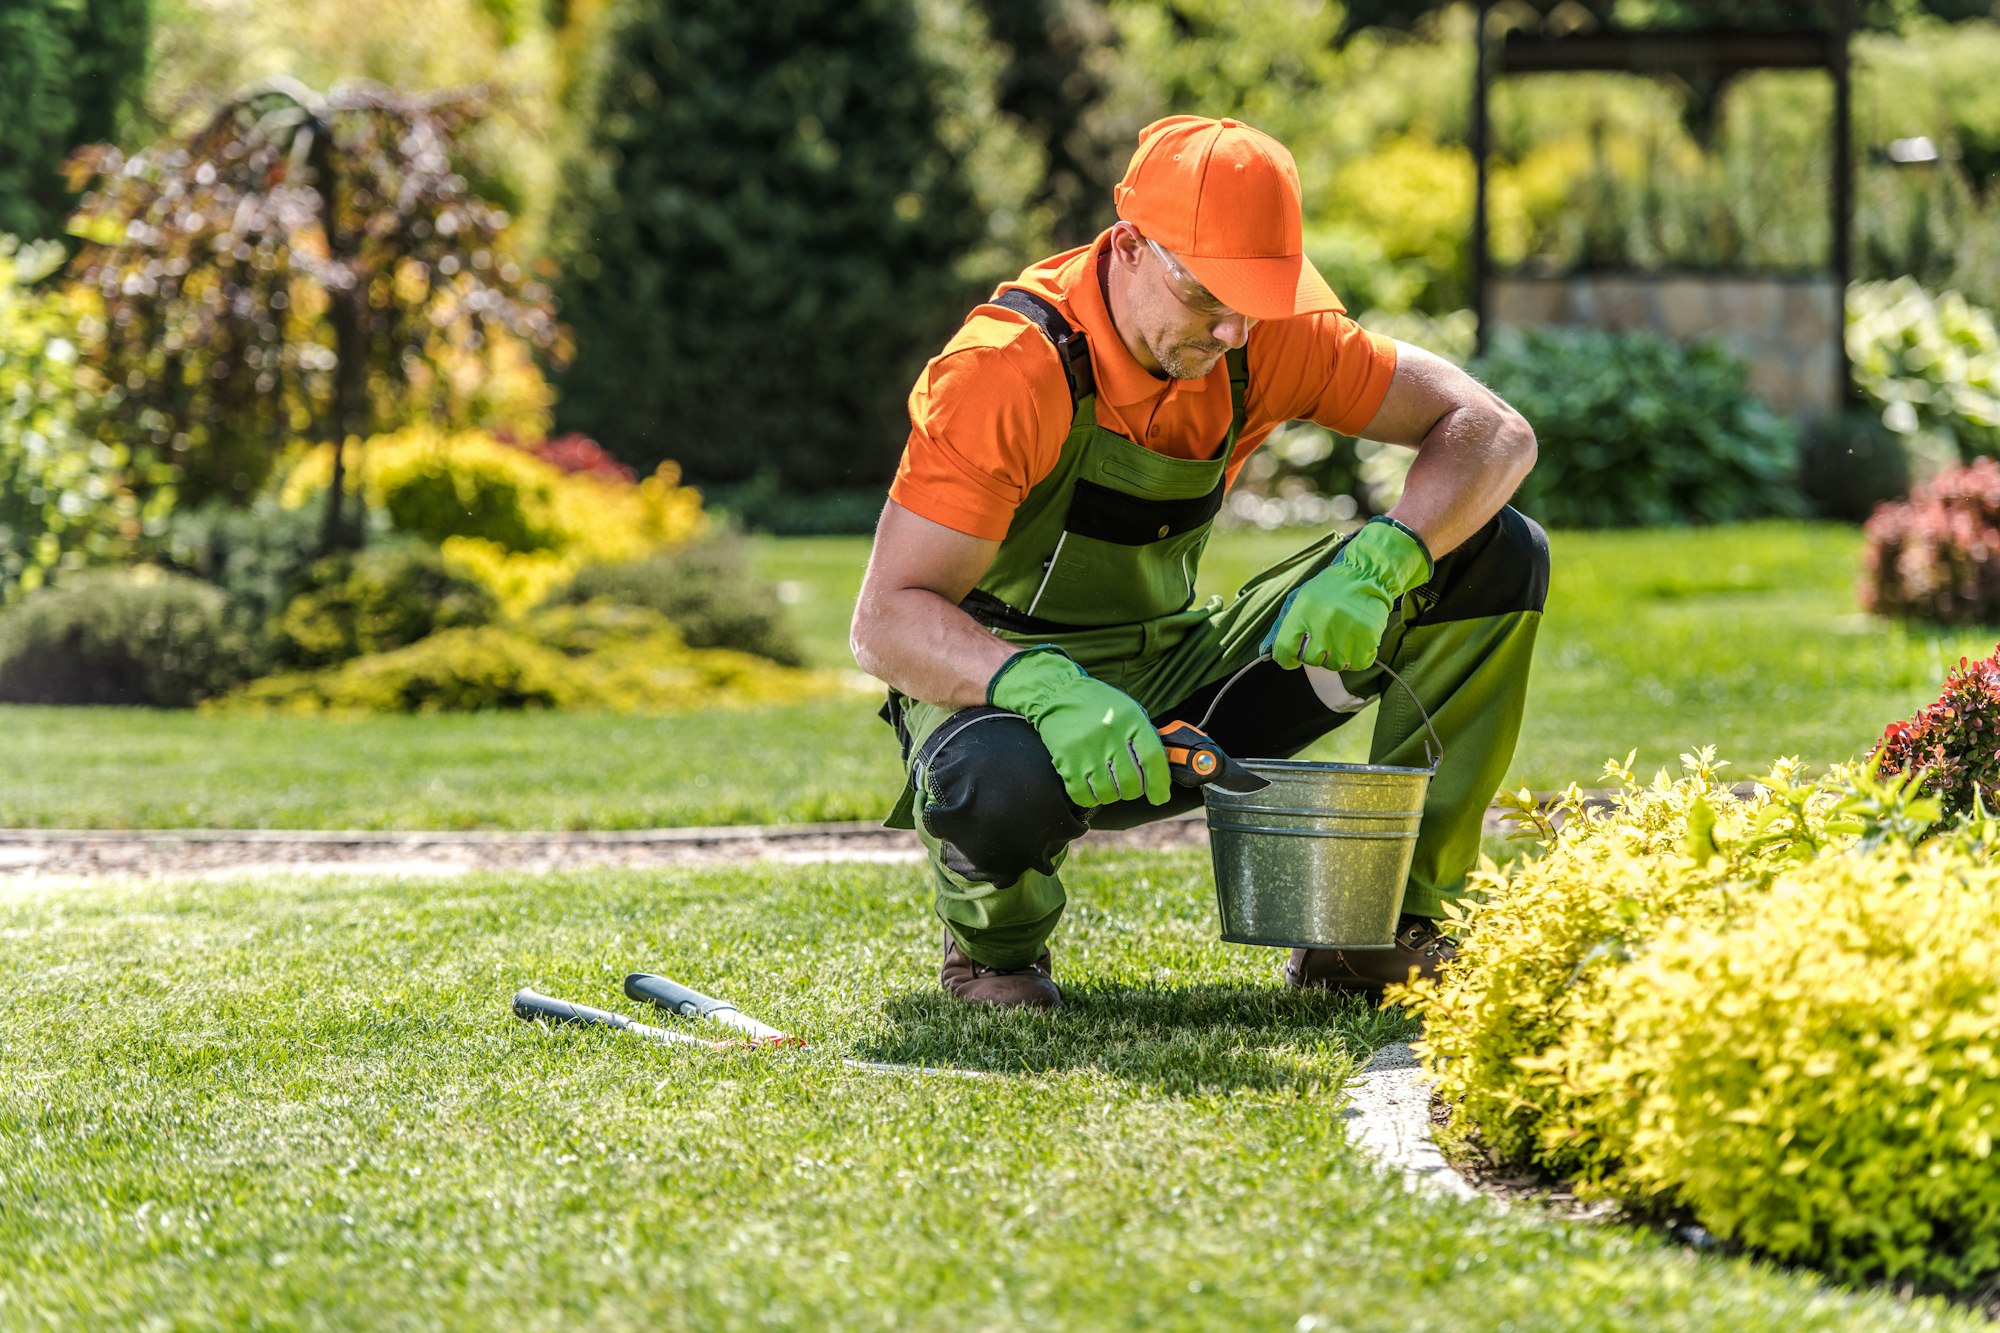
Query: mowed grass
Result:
<box><xmin>0</xmin><ymin>521</ymin><xmax>1988</xmax><ymax>829</ymax></box>
<box><xmin>0</xmin><ymin>850</ymin><xmax>1980</xmax><ymax>1331</ymax></box>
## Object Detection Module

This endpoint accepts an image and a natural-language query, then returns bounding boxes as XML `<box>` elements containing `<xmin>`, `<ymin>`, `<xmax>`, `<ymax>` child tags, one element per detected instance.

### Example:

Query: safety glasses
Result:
<box><xmin>1144</xmin><ymin>236</ymin><xmax>1241</xmax><ymax>321</ymax></box>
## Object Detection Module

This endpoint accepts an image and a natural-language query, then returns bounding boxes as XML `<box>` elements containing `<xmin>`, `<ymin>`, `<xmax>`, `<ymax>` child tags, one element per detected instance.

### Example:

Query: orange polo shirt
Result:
<box><xmin>891</xmin><ymin>229</ymin><xmax>1400</xmax><ymax>541</ymax></box>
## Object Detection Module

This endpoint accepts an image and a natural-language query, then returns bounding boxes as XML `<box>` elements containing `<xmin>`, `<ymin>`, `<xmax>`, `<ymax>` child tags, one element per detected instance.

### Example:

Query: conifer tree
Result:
<box><xmin>0</xmin><ymin>0</ymin><xmax>151</xmax><ymax>242</ymax></box>
<box><xmin>553</xmin><ymin>0</ymin><xmax>984</xmax><ymax>493</ymax></box>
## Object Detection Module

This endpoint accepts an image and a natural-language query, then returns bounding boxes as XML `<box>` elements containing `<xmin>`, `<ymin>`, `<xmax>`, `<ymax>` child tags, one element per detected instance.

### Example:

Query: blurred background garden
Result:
<box><xmin>5</xmin><ymin>0</ymin><xmax>2000</xmax><ymax>826</ymax></box>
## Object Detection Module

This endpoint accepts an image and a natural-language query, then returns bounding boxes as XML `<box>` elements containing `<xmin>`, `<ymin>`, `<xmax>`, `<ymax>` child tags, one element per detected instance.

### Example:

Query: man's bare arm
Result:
<box><xmin>850</xmin><ymin>500</ymin><xmax>1018</xmax><ymax>708</ymax></box>
<box><xmin>1358</xmin><ymin>341</ymin><xmax>1537</xmax><ymax>558</ymax></box>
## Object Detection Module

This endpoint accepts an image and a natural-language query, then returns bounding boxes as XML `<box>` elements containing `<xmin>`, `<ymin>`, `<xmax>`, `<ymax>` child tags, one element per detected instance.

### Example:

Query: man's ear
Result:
<box><xmin>1106</xmin><ymin>221</ymin><xmax>1146</xmax><ymax>269</ymax></box>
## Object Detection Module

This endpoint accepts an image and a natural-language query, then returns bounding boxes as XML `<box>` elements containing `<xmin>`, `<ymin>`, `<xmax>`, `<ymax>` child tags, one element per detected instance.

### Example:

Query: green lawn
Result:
<box><xmin>0</xmin><ymin>522</ymin><xmax>1986</xmax><ymax>830</ymax></box>
<box><xmin>0</xmin><ymin>851</ymin><xmax>1979</xmax><ymax>1331</ymax></box>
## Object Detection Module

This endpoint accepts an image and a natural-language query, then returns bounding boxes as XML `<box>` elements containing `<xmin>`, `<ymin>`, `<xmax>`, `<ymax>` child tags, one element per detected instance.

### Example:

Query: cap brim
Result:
<box><xmin>1180</xmin><ymin>252</ymin><xmax>1344</xmax><ymax>322</ymax></box>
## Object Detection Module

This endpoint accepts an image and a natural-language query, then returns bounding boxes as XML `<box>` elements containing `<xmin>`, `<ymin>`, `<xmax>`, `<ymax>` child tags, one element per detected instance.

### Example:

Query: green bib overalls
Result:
<box><xmin>883</xmin><ymin>289</ymin><xmax>1547</xmax><ymax>970</ymax></box>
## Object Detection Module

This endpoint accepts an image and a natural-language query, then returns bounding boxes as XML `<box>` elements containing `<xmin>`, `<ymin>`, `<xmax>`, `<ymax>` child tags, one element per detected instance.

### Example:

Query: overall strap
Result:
<box><xmin>1226</xmin><ymin>345</ymin><xmax>1248</xmax><ymax>425</ymax></box>
<box><xmin>992</xmin><ymin>288</ymin><xmax>1096</xmax><ymax>405</ymax></box>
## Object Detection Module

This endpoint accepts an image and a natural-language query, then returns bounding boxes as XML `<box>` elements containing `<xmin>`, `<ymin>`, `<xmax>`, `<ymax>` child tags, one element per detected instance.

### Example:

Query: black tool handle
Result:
<box><xmin>1157</xmin><ymin>720</ymin><xmax>1227</xmax><ymax>788</ymax></box>
<box><xmin>625</xmin><ymin>972</ymin><xmax>729</xmax><ymax>1019</ymax></box>
<box><xmin>513</xmin><ymin>988</ymin><xmax>633</xmax><ymax>1031</ymax></box>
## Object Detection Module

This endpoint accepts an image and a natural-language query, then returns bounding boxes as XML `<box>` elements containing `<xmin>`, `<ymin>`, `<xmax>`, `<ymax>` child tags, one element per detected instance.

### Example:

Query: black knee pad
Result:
<box><xmin>1424</xmin><ymin>505</ymin><xmax>1550</xmax><ymax>623</ymax></box>
<box><xmin>915</xmin><ymin>708</ymin><xmax>1088</xmax><ymax>885</ymax></box>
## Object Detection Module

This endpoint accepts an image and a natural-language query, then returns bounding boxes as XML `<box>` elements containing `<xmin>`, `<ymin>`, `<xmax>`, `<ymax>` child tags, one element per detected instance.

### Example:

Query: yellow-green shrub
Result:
<box><xmin>276</xmin><ymin>542</ymin><xmax>496</xmax><ymax>668</ymax></box>
<box><xmin>1554</xmin><ymin>844</ymin><xmax>2000</xmax><ymax>1292</ymax></box>
<box><xmin>281</xmin><ymin>425</ymin><xmax>705</xmax><ymax>611</ymax></box>
<box><xmin>216</xmin><ymin>603</ymin><xmax>834</xmax><ymax>714</ymax></box>
<box><xmin>1391</xmin><ymin>751</ymin><xmax>1856</xmax><ymax>1176</ymax></box>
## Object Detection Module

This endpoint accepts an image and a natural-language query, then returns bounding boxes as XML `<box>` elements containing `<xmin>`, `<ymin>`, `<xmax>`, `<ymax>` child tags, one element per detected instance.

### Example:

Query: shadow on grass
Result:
<box><xmin>855</xmin><ymin>982</ymin><xmax>1419</xmax><ymax>1095</ymax></box>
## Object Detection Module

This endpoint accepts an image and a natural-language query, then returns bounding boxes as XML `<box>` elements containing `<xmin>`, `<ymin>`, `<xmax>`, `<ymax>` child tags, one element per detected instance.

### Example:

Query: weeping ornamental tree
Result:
<box><xmin>553</xmin><ymin>0</ymin><xmax>985</xmax><ymax>493</ymax></box>
<box><xmin>63</xmin><ymin>78</ymin><xmax>565</xmax><ymax>546</ymax></box>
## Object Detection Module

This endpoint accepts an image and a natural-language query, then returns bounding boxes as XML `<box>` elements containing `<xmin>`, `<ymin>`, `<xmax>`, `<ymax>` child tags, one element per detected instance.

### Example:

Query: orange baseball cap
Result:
<box><xmin>1113</xmin><ymin>115</ymin><xmax>1342</xmax><ymax>322</ymax></box>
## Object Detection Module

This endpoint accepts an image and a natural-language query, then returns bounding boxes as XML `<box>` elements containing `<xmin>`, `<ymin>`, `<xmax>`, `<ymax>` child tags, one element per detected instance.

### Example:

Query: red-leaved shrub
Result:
<box><xmin>1873</xmin><ymin>647</ymin><xmax>2000</xmax><ymax>820</ymax></box>
<box><xmin>495</xmin><ymin>431</ymin><xmax>636</xmax><ymax>484</ymax></box>
<box><xmin>1862</xmin><ymin>457</ymin><xmax>2000</xmax><ymax>623</ymax></box>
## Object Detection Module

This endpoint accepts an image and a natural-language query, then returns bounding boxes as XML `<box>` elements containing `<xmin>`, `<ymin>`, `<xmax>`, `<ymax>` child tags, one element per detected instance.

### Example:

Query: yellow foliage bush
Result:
<box><xmin>214</xmin><ymin>602</ymin><xmax>834</xmax><ymax>714</ymax></box>
<box><xmin>1390</xmin><ymin>750</ymin><xmax>1857</xmax><ymax>1177</ymax></box>
<box><xmin>1556</xmin><ymin>844</ymin><xmax>2000</xmax><ymax>1291</ymax></box>
<box><xmin>281</xmin><ymin>425</ymin><xmax>705</xmax><ymax>612</ymax></box>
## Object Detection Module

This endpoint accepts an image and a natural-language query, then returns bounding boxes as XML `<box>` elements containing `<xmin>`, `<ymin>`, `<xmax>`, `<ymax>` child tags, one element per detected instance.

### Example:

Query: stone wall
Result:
<box><xmin>1486</xmin><ymin>273</ymin><xmax>1843</xmax><ymax>424</ymax></box>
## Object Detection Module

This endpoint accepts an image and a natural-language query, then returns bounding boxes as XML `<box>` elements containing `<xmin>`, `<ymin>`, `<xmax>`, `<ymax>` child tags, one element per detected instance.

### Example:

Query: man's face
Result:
<box><xmin>1134</xmin><ymin>237</ymin><xmax>1256</xmax><ymax>380</ymax></box>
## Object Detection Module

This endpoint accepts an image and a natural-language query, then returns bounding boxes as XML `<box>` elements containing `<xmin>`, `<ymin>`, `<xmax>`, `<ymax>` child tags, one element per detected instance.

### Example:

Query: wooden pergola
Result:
<box><xmin>1469</xmin><ymin>0</ymin><xmax>1858</xmax><ymax>393</ymax></box>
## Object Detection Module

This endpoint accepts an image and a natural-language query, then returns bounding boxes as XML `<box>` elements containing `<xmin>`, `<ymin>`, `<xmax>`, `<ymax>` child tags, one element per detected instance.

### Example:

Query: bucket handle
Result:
<box><xmin>1196</xmin><ymin>653</ymin><xmax>1443</xmax><ymax>773</ymax></box>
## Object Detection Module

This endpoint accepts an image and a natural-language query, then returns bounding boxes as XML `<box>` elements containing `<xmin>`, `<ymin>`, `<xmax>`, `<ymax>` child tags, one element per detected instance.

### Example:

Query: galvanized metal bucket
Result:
<box><xmin>1200</xmin><ymin>659</ymin><xmax>1442</xmax><ymax>951</ymax></box>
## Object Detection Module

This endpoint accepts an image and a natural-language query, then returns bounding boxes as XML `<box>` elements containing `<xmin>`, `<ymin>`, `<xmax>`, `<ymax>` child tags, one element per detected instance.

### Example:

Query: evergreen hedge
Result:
<box><xmin>552</xmin><ymin>0</ymin><xmax>985</xmax><ymax>494</ymax></box>
<box><xmin>0</xmin><ymin>0</ymin><xmax>150</xmax><ymax>243</ymax></box>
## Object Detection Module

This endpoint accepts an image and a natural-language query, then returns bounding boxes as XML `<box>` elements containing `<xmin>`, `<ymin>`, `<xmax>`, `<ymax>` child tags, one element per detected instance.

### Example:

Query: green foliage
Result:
<box><xmin>1394</xmin><ymin>750</ymin><xmax>1859</xmax><ymax>1175</ymax></box>
<box><xmin>0</xmin><ymin>0</ymin><xmax>150</xmax><ymax>243</ymax></box>
<box><xmin>1558</xmin><ymin>841</ymin><xmax>2000</xmax><ymax>1292</ymax></box>
<box><xmin>1470</xmin><ymin>327</ymin><xmax>1803</xmax><ymax>528</ymax></box>
<box><xmin>0</xmin><ymin>237</ymin><xmax>173</xmax><ymax>604</ymax></box>
<box><xmin>1399</xmin><ymin>749</ymin><xmax>2000</xmax><ymax>1292</ymax></box>
<box><xmin>276</xmin><ymin>543</ymin><xmax>496</xmax><ymax>669</ymax></box>
<box><xmin>221</xmin><ymin>602</ymin><xmax>833</xmax><ymax>713</ymax></box>
<box><xmin>1848</xmin><ymin>279</ymin><xmax>2000</xmax><ymax>466</ymax></box>
<box><xmin>552</xmin><ymin>0</ymin><xmax>986</xmax><ymax>493</ymax></box>
<box><xmin>0</xmin><ymin>568</ymin><xmax>254</xmax><ymax>706</ymax></box>
<box><xmin>965</xmin><ymin>0</ymin><xmax>1126</xmax><ymax>250</ymax></box>
<box><xmin>544</xmin><ymin>527</ymin><xmax>803</xmax><ymax>666</ymax></box>
<box><xmin>153</xmin><ymin>495</ymin><xmax>341</xmax><ymax>650</ymax></box>
<box><xmin>282</xmin><ymin>424</ymin><xmax>708</xmax><ymax>613</ymax></box>
<box><xmin>703</xmin><ymin>471</ymin><xmax>888</xmax><ymax>537</ymax></box>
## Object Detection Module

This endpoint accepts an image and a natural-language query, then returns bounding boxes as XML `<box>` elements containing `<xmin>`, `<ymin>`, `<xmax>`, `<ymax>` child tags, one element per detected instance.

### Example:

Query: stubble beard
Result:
<box><xmin>1151</xmin><ymin>334</ymin><xmax>1226</xmax><ymax>381</ymax></box>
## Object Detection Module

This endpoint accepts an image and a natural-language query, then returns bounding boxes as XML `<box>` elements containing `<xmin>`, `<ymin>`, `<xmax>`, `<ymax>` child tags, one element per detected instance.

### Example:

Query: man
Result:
<box><xmin>851</xmin><ymin>116</ymin><xmax>1546</xmax><ymax>1009</ymax></box>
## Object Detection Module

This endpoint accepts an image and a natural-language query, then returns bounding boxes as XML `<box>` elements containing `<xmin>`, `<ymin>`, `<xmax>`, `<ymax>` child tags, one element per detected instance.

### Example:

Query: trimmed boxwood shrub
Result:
<box><xmin>1469</xmin><ymin>326</ymin><xmax>1803</xmax><ymax>528</ymax></box>
<box><xmin>0</xmin><ymin>568</ymin><xmax>254</xmax><ymax>706</ymax></box>
<box><xmin>1861</xmin><ymin>456</ymin><xmax>2000</xmax><ymax>624</ymax></box>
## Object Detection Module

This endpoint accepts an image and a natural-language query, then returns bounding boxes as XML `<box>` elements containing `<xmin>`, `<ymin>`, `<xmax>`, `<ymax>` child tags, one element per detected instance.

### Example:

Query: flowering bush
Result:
<box><xmin>1873</xmin><ymin>647</ymin><xmax>2000</xmax><ymax>822</ymax></box>
<box><xmin>1861</xmin><ymin>457</ymin><xmax>2000</xmax><ymax>623</ymax></box>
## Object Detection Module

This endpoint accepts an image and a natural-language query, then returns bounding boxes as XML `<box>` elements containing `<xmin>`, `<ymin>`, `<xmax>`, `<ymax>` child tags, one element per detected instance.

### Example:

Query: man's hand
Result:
<box><xmin>989</xmin><ymin>648</ymin><xmax>1170</xmax><ymax>808</ymax></box>
<box><xmin>1263</xmin><ymin>517</ymin><xmax>1432</xmax><ymax>672</ymax></box>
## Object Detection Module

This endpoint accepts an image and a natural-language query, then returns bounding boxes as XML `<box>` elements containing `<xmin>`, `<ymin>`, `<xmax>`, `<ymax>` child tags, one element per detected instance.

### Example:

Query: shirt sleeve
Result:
<box><xmin>1246</xmin><ymin>312</ymin><xmax>1400</xmax><ymax>438</ymax></box>
<box><xmin>889</xmin><ymin>322</ymin><xmax>1072</xmax><ymax>541</ymax></box>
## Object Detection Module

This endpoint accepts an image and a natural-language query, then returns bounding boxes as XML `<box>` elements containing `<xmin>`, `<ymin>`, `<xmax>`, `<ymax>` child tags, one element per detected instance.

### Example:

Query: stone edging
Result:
<box><xmin>1341</xmin><ymin>1041</ymin><xmax>1483</xmax><ymax>1203</ymax></box>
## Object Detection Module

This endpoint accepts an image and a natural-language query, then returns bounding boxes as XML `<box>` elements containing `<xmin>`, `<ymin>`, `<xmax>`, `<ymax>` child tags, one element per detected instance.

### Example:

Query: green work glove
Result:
<box><xmin>1262</xmin><ymin>516</ymin><xmax>1433</xmax><ymax>672</ymax></box>
<box><xmin>988</xmin><ymin>647</ymin><xmax>1171</xmax><ymax>809</ymax></box>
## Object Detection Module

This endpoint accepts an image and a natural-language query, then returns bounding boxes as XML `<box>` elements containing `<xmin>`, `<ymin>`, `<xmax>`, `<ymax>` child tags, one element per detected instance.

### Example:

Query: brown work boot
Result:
<box><xmin>939</xmin><ymin>930</ymin><xmax>1062</xmax><ymax>1010</ymax></box>
<box><xmin>1284</xmin><ymin>914</ymin><xmax>1457</xmax><ymax>996</ymax></box>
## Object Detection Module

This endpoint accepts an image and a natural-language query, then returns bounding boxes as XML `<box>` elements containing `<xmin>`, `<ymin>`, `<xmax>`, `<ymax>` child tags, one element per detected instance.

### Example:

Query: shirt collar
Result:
<box><xmin>1061</xmin><ymin>229</ymin><xmax>1215</xmax><ymax>410</ymax></box>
